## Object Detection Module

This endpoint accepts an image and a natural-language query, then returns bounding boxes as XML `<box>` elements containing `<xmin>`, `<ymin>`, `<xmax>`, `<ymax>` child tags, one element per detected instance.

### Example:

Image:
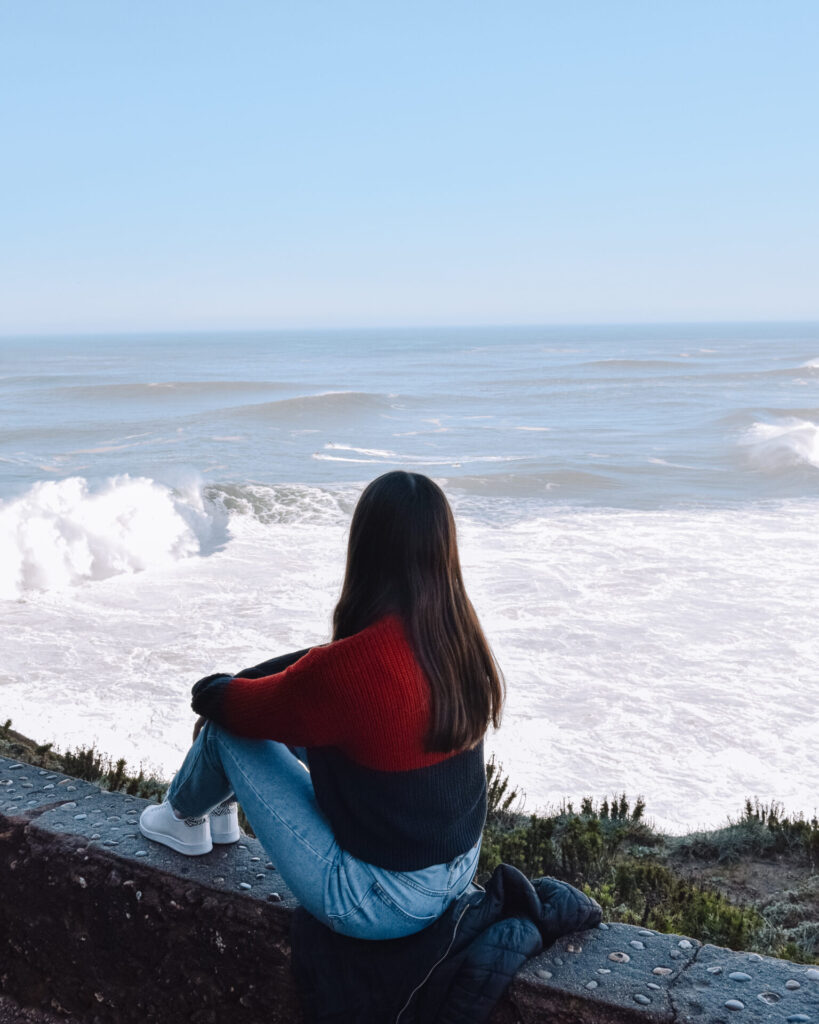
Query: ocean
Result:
<box><xmin>1</xmin><ymin>323</ymin><xmax>817</xmax><ymax>832</ymax></box>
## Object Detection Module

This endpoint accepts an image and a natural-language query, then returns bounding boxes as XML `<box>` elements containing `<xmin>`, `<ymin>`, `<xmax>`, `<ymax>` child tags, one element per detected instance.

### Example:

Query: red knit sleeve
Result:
<box><xmin>220</xmin><ymin>641</ymin><xmax>354</xmax><ymax>746</ymax></box>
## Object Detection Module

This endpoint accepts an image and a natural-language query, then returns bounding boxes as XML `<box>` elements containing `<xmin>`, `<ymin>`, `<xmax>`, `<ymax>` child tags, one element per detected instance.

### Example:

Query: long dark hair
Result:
<box><xmin>332</xmin><ymin>471</ymin><xmax>504</xmax><ymax>751</ymax></box>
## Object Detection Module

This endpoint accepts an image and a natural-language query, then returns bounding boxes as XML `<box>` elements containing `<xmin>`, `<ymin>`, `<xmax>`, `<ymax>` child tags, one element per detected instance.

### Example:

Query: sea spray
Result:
<box><xmin>0</xmin><ymin>475</ymin><xmax>222</xmax><ymax>599</ymax></box>
<box><xmin>742</xmin><ymin>417</ymin><xmax>819</xmax><ymax>472</ymax></box>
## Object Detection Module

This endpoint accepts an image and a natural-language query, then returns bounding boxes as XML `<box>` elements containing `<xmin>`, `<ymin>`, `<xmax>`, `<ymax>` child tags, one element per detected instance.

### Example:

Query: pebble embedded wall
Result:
<box><xmin>1</xmin><ymin>757</ymin><xmax>816</xmax><ymax>1024</ymax></box>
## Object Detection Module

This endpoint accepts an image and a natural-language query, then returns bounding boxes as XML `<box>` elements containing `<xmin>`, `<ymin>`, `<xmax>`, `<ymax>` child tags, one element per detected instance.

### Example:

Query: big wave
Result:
<box><xmin>0</xmin><ymin>475</ymin><xmax>363</xmax><ymax>599</ymax></box>
<box><xmin>204</xmin><ymin>481</ymin><xmax>355</xmax><ymax>525</ymax></box>
<box><xmin>230</xmin><ymin>391</ymin><xmax>391</xmax><ymax>422</ymax></box>
<box><xmin>0</xmin><ymin>476</ymin><xmax>223</xmax><ymax>600</ymax></box>
<box><xmin>741</xmin><ymin>417</ymin><xmax>819</xmax><ymax>472</ymax></box>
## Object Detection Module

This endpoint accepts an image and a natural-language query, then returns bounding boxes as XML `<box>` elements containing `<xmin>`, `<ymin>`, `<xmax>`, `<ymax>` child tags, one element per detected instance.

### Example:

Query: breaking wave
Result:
<box><xmin>0</xmin><ymin>476</ymin><xmax>368</xmax><ymax>599</ymax></box>
<box><xmin>231</xmin><ymin>391</ymin><xmax>391</xmax><ymax>422</ymax></box>
<box><xmin>742</xmin><ymin>417</ymin><xmax>819</xmax><ymax>472</ymax></box>
<box><xmin>204</xmin><ymin>481</ymin><xmax>355</xmax><ymax>525</ymax></box>
<box><xmin>0</xmin><ymin>476</ymin><xmax>224</xmax><ymax>600</ymax></box>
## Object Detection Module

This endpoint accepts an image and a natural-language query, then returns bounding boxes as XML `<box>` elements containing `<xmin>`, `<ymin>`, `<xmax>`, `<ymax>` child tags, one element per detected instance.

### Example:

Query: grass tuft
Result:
<box><xmin>478</xmin><ymin>763</ymin><xmax>818</xmax><ymax>962</ymax></box>
<box><xmin>60</xmin><ymin>744</ymin><xmax>166</xmax><ymax>800</ymax></box>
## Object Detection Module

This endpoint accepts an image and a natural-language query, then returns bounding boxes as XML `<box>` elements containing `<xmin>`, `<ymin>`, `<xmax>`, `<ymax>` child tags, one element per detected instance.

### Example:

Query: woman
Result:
<box><xmin>139</xmin><ymin>470</ymin><xmax>504</xmax><ymax>941</ymax></box>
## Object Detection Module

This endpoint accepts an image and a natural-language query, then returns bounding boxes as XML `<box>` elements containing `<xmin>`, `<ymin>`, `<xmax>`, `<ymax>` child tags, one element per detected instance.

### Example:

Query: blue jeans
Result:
<box><xmin>166</xmin><ymin>721</ymin><xmax>480</xmax><ymax>940</ymax></box>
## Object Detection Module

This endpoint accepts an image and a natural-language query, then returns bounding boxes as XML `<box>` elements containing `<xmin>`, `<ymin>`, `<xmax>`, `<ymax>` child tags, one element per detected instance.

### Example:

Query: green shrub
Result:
<box><xmin>559</xmin><ymin>814</ymin><xmax>603</xmax><ymax>882</ymax></box>
<box><xmin>477</xmin><ymin>781</ymin><xmax>819</xmax><ymax>959</ymax></box>
<box><xmin>672</xmin><ymin>798</ymin><xmax>819</xmax><ymax>865</ymax></box>
<box><xmin>776</xmin><ymin>940</ymin><xmax>816</xmax><ymax>965</ymax></box>
<box><xmin>604</xmin><ymin>859</ymin><xmax>763</xmax><ymax>950</ymax></box>
<box><xmin>61</xmin><ymin>744</ymin><xmax>165</xmax><ymax>800</ymax></box>
<box><xmin>485</xmin><ymin>754</ymin><xmax>522</xmax><ymax>825</ymax></box>
<box><xmin>484</xmin><ymin>814</ymin><xmax>557</xmax><ymax>879</ymax></box>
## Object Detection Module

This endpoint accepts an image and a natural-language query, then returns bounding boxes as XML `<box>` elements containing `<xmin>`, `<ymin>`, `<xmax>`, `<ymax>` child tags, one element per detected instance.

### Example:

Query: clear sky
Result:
<box><xmin>1</xmin><ymin>1</ymin><xmax>817</xmax><ymax>333</ymax></box>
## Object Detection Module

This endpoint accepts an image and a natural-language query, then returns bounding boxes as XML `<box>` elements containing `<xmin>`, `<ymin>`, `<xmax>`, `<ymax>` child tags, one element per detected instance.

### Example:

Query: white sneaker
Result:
<box><xmin>139</xmin><ymin>800</ymin><xmax>213</xmax><ymax>856</ymax></box>
<box><xmin>210</xmin><ymin>799</ymin><xmax>241</xmax><ymax>844</ymax></box>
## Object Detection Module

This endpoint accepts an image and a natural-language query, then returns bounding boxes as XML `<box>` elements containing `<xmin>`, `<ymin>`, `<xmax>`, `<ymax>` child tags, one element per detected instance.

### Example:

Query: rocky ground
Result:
<box><xmin>677</xmin><ymin>855</ymin><xmax>818</xmax><ymax>920</ymax></box>
<box><xmin>0</xmin><ymin>994</ymin><xmax>82</xmax><ymax>1024</ymax></box>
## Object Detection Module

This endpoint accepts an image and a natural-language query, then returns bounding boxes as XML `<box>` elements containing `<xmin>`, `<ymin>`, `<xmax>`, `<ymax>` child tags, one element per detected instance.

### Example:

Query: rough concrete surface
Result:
<box><xmin>0</xmin><ymin>993</ymin><xmax>82</xmax><ymax>1024</ymax></box>
<box><xmin>2</xmin><ymin>756</ymin><xmax>818</xmax><ymax>1024</ymax></box>
<box><xmin>1</xmin><ymin>758</ymin><xmax>299</xmax><ymax>1023</ymax></box>
<box><xmin>511</xmin><ymin>921</ymin><xmax>699</xmax><ymax>1022</ymax></box>
<box><xmin>670</xmin><ymin>942</ymin><xmax>819</xmax><ymax>1023</ymax></box>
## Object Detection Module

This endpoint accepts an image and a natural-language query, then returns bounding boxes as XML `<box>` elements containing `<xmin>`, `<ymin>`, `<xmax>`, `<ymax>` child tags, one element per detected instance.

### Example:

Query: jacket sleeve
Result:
<box><xmin>434</xmin><ymin>918</ymin><xmax>543</xmax><ymax>1024</ymax></box>
<box><xmin>533</xmin><ymin>876</ymin><xmax>602</xmax><ymax>946</ymax></box>
<box><xmin>191</xmin><ymin>643</ymin><xmax>353</xmax><ymax>747</ymax></box>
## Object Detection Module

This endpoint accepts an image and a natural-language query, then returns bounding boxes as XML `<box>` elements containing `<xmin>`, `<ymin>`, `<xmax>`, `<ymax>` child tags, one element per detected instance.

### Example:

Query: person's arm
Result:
<box><xmin>234</xmin><ymin>647</ymin><xmax>312</xmax><ymax>679</ymax></box>
<box><xmin>191</xmin><ymin>642</ymin><xmax>353</xmax><ymax>748</ymax></box>
<box><xmin>191</xmin><ymin>647</ymin><xmax>312</xmax><ymax>740</ymax></box>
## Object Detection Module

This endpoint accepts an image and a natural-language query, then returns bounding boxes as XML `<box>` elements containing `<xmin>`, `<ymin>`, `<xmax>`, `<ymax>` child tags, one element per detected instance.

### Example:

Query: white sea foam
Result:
<box><xmin>2</xmin><ymin>493</ymin><xmax>817</xmax><ymax>832</ymax></box>
<box><xmin>313</xmin><ymin>452</ymin><xmax>528</xmax><ymax>466</ymax></box>
<box><xmin>312</xmin><ymin>454</ymin><xmax>387</xmax><ymax>464</ymax></box>
<box><xmin>742</xmin><ymin>417</ymin><xmax>819</xmax><ymax>471</ymax></box>
<box><xmin>0</xmin><ymin>476</ymin><xmax>220</xmax><ymax>600</ymax></box>
<box><xmin>205</xmin><ymin>481</ymin><xmax>355</xmax><ymax>525</ymax></box>
<box><xmin>324</xmin><ymin>443</ymin><xmax>397</xmax><ymax>457</ymax></box>
<box><xmin>647</xmin><ymin>457</ymin><xmax>698</xmax><ymax>470</ymax></box>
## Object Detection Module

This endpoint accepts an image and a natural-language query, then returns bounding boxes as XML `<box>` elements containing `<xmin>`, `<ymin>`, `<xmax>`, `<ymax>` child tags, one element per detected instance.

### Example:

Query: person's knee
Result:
<box><xmin>197</xmin><ymin>718</ymin><xmax>229</xmax><ymax>765</ymax></box>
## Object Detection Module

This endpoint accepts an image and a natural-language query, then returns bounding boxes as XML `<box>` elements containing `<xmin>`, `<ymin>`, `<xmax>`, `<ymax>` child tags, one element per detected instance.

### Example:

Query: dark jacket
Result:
<box><xmin>291</xmin><ymin>863</ymin><xmax>602</xmax><ymax>1024</ymax></box>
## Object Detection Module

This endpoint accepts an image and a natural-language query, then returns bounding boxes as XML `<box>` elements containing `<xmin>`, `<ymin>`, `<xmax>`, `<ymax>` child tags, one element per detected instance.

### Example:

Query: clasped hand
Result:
<box><xmin>190</xmin><ymin>671</ymin><xmax>233</xmax><ymax>742</ymax></box>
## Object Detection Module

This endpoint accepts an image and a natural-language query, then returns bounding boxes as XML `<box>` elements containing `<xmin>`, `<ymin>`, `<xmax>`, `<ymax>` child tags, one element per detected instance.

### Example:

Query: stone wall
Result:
<box><xmin>1</xmin><ymin>757</ymin><xmax>816</xmax><ymax>1023</ymax></box>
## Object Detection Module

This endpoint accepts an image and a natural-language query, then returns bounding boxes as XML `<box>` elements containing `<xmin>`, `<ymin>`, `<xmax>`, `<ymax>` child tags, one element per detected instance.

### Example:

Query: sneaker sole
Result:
<box><xmin>211</xmin><ymin>828</ymin><xmax>241</xmax><ymax>844</ymax></box>
<box><xmin>138</xmin><ymin>820</ymin><xmax>213</xmax><ymax>856</ymax></box>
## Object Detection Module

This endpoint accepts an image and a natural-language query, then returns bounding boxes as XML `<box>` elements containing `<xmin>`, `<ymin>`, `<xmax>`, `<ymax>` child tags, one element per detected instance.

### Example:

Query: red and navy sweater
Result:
<box><xmin>191</xmin><ymin>615</ymin><xmax>487</xmax><ymax>871</ymax></box>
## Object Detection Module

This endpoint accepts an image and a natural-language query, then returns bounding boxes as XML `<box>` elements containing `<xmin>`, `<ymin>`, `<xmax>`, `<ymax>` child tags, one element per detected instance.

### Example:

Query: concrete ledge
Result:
<box><xmin>2</xmin><ymin>757</ymin><xmax>817</xmax><ymax>1023</ymax></box>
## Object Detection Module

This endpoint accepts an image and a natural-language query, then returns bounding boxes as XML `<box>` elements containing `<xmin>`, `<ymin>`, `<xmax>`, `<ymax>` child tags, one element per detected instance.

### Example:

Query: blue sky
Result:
<box><xmin>1</xmin><ymin>1</ymin><xmax>817</xmax><ymax>332</ymax></box>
